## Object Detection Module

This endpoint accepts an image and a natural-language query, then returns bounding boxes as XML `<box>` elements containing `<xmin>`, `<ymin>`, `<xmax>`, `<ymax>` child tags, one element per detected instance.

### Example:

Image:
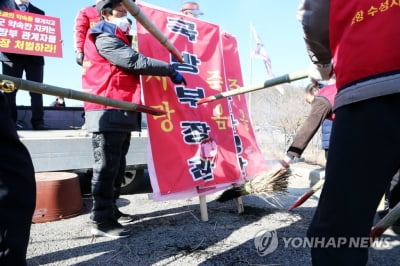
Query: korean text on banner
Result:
<box><xmin>136</xmin><ymin>2</ymin><xmax>268</xmax><ymax>200</ymax></box>
<box><xmin>0</xmin><ymin>9</ymin><xmax>62</xmax><ymax>58</ymax></box>
<box><xmin>221</xmin><ymin>32</ymin><xmax>269</xmax><ymax>179</ymax></box>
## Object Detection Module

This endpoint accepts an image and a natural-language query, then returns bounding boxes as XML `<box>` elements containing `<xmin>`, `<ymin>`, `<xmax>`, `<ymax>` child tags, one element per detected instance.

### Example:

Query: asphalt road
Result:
<box><xmin>26</xmin><ymin>162</ymin><xmax>400</xmax><ymax>266</ymax></box>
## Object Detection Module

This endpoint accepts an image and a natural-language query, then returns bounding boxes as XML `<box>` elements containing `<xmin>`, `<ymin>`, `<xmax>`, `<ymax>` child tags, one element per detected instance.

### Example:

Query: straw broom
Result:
<box><xmin>216</xmin><ymin>163</ymin><xmax>291</xmax><ymax>202</ymax></box>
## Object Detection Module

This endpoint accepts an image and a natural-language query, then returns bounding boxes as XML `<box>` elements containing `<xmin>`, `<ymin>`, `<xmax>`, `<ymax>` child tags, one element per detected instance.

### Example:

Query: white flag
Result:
<box><xmin>250</xmin><ymin>23</ymin><xmax>274</xmax><ymax>78</ymax></box>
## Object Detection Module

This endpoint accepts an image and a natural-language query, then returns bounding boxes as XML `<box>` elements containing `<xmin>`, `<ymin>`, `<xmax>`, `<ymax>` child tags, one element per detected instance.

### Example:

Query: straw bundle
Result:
<box><xmin>216</xmin><ymin>166</ymin><xmax>291</xmax><ymax>202</ymax></box>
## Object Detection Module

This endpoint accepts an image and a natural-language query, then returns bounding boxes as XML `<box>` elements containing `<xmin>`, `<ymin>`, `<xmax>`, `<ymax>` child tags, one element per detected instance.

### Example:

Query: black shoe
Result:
<box><xmin>32</xmin><ymin>124</ymin><xmax>49</xmax><ymax>130</ymax></box>
<box><xmin>115</xmin><ymin>209</ymin><xmax>134</xmax><ymax>224</ymax></box>
<box><xmin>91</xmin><ymin>221</ymin><xmax>131</xmax><ymax>239</ymax></box>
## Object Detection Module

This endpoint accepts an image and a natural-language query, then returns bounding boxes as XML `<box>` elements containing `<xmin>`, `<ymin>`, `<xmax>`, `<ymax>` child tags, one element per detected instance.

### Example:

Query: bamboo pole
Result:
<box><xmin>0</xmin><ymin>74</ymin><xmax>166</xmax><ymax>116</ymax></box>
<box><xmin>122</xmin><ymin>0</ymin><xmax>183</xmax><ymax>63</ymax></box>
<box><xmin>197</xmin><ymin>69</ymin><xmax>308</xmax><ymax>104</ymax></box>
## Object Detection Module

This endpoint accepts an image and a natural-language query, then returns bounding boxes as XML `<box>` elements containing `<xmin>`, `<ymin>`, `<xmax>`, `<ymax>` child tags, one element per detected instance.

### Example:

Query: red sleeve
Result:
<box><xmin>73</xmin><ymin>8</ymin><xmax>90</xmax><ymax>53</ymax></box>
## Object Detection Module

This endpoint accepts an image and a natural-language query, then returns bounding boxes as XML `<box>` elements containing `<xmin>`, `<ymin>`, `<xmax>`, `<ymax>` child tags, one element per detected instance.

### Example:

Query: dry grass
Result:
<box><xmin>216</xmin><ymin>166</ymin><xmax>291</xmax><ymax>202</ymax></box>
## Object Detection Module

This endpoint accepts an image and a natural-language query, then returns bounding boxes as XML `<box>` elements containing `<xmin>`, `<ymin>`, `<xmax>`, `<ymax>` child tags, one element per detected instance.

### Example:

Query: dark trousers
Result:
<box><xmin>90</xmin><ymin>132</ymin><xmax>131</xmax><ymax>223</ymax></box>
<box><xmin>308</xmin><ymin>94</ymin><xmax>400</xmax><ymax>266</ymax></box>
<box><xmin>2</xmin><ymin>61</ymin><xmax>44</xmax><ymax>126</ymax></box>
<box><xmin>0</xmin><ymin>92</ymin><xmax>36</xmax><ymax>266</ymax></box>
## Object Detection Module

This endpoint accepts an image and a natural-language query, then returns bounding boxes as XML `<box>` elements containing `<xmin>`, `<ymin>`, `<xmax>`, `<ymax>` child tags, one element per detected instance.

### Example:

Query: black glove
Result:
<box><xmin>76</xmin><ymin>52</ymin><xmax>84</xmax><ymax>66</ymax></box>
<box><xmin>170</xmin><ymin>71</ymin><xmax>187</xmax><ymax>85</ymax></box>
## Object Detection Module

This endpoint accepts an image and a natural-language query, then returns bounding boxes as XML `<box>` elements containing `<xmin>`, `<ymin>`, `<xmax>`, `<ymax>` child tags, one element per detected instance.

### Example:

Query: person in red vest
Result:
<box><xmin>73</xmin><ymin>0</ymin><xmax>137</xmax><ymax>224</ymax></box>
<box><xmin>298</xmin><ymin>0</ymin><xmax>400</xmax><ymax>264</ymax></box>
<box><xmin>73</xmin><ymin>0</ymin><xmax>101</xmax><ymax>66</ymax></box>
<box><xmin>83</xmin><ymin>0</ymin><xmax>186</xmax><ymax>239</ymax></box>
<box><xmin>280</xmin><ymin>81</ymin><xmax>337</xmax><ymax>168</ymax></box>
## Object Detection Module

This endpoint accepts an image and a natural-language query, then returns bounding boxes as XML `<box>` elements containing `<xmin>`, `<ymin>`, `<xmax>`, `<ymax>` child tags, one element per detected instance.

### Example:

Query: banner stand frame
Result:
<box><xmin>199</xmin><ymin>195</ymin><xmax>244</xmax><ymax>222</ymax></box>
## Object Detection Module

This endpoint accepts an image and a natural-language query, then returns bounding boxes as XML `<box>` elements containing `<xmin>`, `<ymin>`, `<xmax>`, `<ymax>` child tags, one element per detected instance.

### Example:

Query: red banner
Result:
<box><xmin>0</xmin><ymin>9</ymin><xmax>62</xmax><ymax>57</ymax></box>
<box><xmin>221</xmin><ymin>32</ymin><xmax>269</xmax><ymax>179</ymax></box>
<box><xmin>137</xmin><ymin>3</ymin><xmax>268</xmax><ymax>200</ymax></box>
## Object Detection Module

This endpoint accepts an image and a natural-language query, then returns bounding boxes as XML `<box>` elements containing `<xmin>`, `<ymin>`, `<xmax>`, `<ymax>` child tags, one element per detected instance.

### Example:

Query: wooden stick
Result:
<box><xmin>288</xmin><ymin>179</ymin><xmax>324</xmax><ymax>210</ymax></box>
<box><xmin>199</xmin><ymin>195</ymin><xmax>208</xmax><ymax>222</ymax></box>
<box><xmin>122</xmin><ymin>0</ymin><xmax>183</xmax><ymax>63</ymax></box>
<box><xmin>370</xmin><ymin>201</ymin><xmax>400</xmax><ymax>240</ymax></box>
<box><xmin>197</xmin><ymin>69</ymin><xmax>308</xmax><ymax>105</ymax></box>
<box><xmin>235</xmin><ymin>197</ymin><xmax>245</xmax><ymax>214</ymax></box>
<box><xmin>0</xmin><ymin>74</ymin><xmax>166</xmax><ymax>116</ymax></box>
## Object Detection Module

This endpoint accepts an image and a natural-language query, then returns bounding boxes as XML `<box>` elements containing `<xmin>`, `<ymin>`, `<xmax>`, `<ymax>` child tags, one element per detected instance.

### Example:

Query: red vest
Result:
<box><xmin>82</xmin><ymin>21</ymin><xmax>141</xmax><ymax>111</ymax></box>
<box><xmin>317</xmin><ymin>83</ymin><xmax>337</xmax><ymax>120</ymax></box>
<box><xmin>74</xmin><ymin>5</ymin><xmax>100</xmax><ymax>53</ymax></box>
<box><xmin>330</xmin><ymin>1</ymin><xmax>400</xmax><ymax>89</ymax></box>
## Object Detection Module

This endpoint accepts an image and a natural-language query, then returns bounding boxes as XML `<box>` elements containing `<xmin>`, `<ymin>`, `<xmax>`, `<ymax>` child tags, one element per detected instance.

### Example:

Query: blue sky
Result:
<box><xmin>9</xmin><ymin>0</ymin><xmax>310</xmax><ymax>106</ymax></box>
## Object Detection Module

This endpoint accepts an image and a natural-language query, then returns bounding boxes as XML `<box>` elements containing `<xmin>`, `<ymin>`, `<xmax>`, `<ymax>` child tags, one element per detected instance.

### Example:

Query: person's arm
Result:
<box><xmin>95</xmin><ymin>33</ymin><xmax>175</xmax><ymax>76</ymax></box>
<box><xmin>73</xmin><ymin>8</ymin><xmax>90</xmax><ymax>53</ymax></box>
<box><xmin>286</xmin><ymin>96</ymin><xmax>332</xmax><ymax>159</ymax></box>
